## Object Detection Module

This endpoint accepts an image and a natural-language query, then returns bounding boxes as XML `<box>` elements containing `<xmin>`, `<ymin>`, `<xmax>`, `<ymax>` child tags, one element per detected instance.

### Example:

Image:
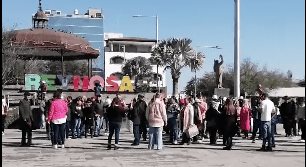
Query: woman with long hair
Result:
<box><xmin>240</xmin><ymin>99</ymin><xmax>251</xmax><ymax>139</ymax></box>
<box><xmin>223</xmin><ymin>98</ymin><xmax>238</xmax><ymax>150</ymax></box>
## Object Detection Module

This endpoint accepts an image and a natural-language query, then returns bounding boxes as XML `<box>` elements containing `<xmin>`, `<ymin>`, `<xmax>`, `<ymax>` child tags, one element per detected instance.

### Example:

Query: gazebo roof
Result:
<box><xmin>6</xmin><ymin>28</ymin><xmax>99</xmax><ymax>60</ymax></box>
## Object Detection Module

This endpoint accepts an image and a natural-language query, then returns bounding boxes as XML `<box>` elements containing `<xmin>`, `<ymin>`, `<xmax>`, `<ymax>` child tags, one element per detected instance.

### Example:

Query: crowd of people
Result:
<box><xmin>3</xmin><ymin>89</ymin><xmax>305</xmax><ymax>151</ymax></box>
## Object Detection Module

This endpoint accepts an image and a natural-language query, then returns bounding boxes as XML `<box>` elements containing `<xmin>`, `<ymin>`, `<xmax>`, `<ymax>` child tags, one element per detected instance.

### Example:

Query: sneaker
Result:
<box><xmin>2</xmin><ymin>132</ymin><xmax>4</xmax><ymax>135</ymax></box>
<box><xmin>61</xmin><ymin>145</ymin><xmax>65</xmax><ymax>149</ymax></box>
<box><xmin>173</xmin><ymin>140</ymin><xmax>178</xmax><ymax>145</ymax></box>
<box><xmin>252</xmin><ymin>140</ymin><xmax>255</xmax><ymax>143</ymax></box>
<box><xmin>107</xmin><ymin>145</ymin><xmax>111</xmax><ymax>150</ymax></box>
<box><xmin>114</xmin><ymin>144</ymin><xmax>119</xmax><ymax>150</ymax></box>
<box><xmin>53</xmin><ymin>145</ymin><xmax>58</xmax><ymax>149</ymax></box>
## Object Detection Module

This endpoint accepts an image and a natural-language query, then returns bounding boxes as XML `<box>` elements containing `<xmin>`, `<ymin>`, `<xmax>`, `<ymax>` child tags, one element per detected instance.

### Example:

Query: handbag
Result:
<box><xmin>186</xmin><ymin>124</ymin><xmax>199</xmax><ymax>138</ymax></box>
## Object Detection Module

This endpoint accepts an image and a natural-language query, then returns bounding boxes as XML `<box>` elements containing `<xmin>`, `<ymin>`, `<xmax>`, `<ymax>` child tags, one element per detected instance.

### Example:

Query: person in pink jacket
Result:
<box><xmin>240</xmin><ymin>99</ymin><xmax>251</xmax><ymax>139</ymax></box>
<box><xmin>146</xmin><ymin>93</ymin><xmax>167</xmax><ymax>150</ymax></box>
<box><xmin>48</xmin><ymin>91</ymin><xmax>68</xmax><ymax>149</ymax></box>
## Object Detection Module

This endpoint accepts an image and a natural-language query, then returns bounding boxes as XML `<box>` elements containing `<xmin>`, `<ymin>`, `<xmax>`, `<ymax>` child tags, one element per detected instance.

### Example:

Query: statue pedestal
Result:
<box><xmin>214</xmin><ymin>88</ymin><xmax>230</xmax><ymax>98</ymax></box>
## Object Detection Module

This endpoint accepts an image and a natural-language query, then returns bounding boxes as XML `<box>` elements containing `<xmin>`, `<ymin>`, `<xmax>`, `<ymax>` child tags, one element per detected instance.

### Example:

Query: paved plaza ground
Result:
<box><xmin>2</xmin><ymin>123</ymin><xmax>305</xmax><ymax>167</ymax></box>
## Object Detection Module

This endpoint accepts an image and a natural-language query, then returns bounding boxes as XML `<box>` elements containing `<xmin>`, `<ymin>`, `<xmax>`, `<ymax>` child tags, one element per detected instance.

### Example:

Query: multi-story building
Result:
<box><xmin>104</xmin><ymin>34</ymin><xmax>166</xmax><ymax>92</ymax></box>
<box><xmin>44</xmin><ymin>8</ymin><xmax>104</xmax><ymax>77</ymax></box>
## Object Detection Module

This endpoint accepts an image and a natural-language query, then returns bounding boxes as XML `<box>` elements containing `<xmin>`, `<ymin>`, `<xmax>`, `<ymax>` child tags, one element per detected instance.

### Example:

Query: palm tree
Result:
<box><xmin>151</xmin><ymin>38</ymin><xmax>205</xmax><ymax>96</ymax></box>
<box><xmin>121</xmin><ymin>56</ymin><xmax>153</xmax><ymax>92</ymax></box>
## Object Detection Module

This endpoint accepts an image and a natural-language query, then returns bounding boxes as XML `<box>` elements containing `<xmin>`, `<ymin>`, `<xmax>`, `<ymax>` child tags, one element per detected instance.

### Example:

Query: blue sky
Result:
<box><xmin>3</xmin><ymin>0</ymin><xmax>305</xmax><ymax>95</ymax></box>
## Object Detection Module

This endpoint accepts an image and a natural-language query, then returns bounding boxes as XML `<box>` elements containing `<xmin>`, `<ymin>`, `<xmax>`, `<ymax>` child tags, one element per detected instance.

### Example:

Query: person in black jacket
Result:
<box><xmin>205</xmin><ymin>101</ymin><xmax>221</xmax><ymax>145</ymax></box>
<box><xmin>71</xmin><ymin>97</ymin><xmax>84</xmax><ymax>139</ymax></box>
<box><xmin>83</xmin><ymin>98</ymin><xmax>95</xmax><ymax>138</ymax></box>
<box><xmin>94</xmin><ymin>95</ymin><xmax>104</xmax><ymax>137</ymax></box>
<box><xmin>107</xmin><ymin>97</ymin><xmax>126</xmax><ymax>150</ymax></box>
<box><xmin>131</xmin><ymin>94</ymin><xmax>147</xmax><ymax>146</ymax></box>
<box><xmin>65</xmin><ymin>96</ymin><xmax>73</xmax><ymax>139</ymax></box>
<box><xmin>19</xmin><ymin>92</ymin><xmax>33</xmax><ymax>146</ymax></box>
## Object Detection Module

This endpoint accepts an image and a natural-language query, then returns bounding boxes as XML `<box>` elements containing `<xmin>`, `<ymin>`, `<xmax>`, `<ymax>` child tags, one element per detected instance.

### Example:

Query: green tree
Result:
<box><xmin>151</xmin><ymin>38</ymin><xmax>204</xmax><ymax>96</ymax></box>
<box><xmin>121</xmin><ymin>56</ymin><xmax>153</xmax><ymax>92</ymax></box>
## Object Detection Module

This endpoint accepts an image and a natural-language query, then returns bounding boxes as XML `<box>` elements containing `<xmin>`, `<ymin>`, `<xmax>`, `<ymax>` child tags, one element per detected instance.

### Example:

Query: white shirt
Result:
<box><xmin>260</xmin><ymin>98</ymin><xmax>275</xmax><ymax>121</ymax></box>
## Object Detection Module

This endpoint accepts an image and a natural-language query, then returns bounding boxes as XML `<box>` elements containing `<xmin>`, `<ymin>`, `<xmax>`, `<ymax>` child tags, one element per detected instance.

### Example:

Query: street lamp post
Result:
<box><xmin>132</xmin><ymin>14</ymin><xmax>160</xmax><ymax>92</ymax></box>
<box><xmin>234</xmin><ymin>0</ymin><xmax>240</xmax><ymax>98</ymax></box>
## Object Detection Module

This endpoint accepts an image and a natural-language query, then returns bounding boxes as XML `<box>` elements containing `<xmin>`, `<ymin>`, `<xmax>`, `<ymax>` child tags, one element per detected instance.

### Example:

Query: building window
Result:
<box><xmin>111</xmin><ymin>72</ymin><xmax>124</xmax><ymax>80</ymax></box>
<box><xmin>110</xmin><ymin>56</ymin><xmax>124</xmax><ymax>64</ymax></box>
<box><xmin>153</xmin><ymin>73</ymin><xmax>163</xmax><ymax>80</ymax></box>
<box><xmin>96</xmin><ymin>13</ymin><xmax>102</xmax><ymax>18</ymax></box>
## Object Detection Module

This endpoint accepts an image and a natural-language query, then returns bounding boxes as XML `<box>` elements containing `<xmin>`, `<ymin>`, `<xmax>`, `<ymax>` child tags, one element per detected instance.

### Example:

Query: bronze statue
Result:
<box><xmin>213</xmin><ymin>55</ymin><xmax>224</xmax><ymax>88</ymax></box>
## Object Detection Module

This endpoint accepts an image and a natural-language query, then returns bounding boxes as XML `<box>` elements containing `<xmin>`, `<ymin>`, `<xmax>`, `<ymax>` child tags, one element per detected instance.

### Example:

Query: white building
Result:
<box><xmin>104</xmin><ymin>34</ymin><xmax>166</xmax><ymax>92</ymax></box>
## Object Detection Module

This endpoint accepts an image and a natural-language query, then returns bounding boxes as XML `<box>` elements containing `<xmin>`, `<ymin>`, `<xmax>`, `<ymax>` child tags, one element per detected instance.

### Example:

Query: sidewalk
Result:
<box><xmin>2</xmin><ymin>124</ymin><xmax>305</xmax><ymax>167</ymax></box>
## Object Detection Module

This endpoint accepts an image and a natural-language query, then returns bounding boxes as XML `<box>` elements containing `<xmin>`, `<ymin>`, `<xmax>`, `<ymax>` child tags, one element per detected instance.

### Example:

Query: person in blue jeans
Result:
<box><xmin>94</xmin><ymin>95</ymin><xmax>104</xmax><ymax>137</ymax></box>
<box><xmin>258</xmin><ymin>93</ymin><xmax>275</xmax><ymax>152</ymax></box>
<box><xmin>71</xmin><ymin>97</ymin><xmax>84</xmax><ymax>139</ymax></box>
<box><xmin>107</xmin><ymin>98</ymin><xmax>125</xmax><ymax>150</ymax></box>
<box><xmin>166</xmin><ymin>97</ymin><xmax>180</xmax><ymax>144</ymax></box>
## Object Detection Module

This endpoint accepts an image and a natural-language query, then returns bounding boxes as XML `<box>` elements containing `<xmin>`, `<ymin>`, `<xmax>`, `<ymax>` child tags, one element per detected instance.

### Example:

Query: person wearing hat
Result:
<box><xmin>19</xmin><ymin>92</ymin><xmax>33</xmax><ymax>146</ymax></box>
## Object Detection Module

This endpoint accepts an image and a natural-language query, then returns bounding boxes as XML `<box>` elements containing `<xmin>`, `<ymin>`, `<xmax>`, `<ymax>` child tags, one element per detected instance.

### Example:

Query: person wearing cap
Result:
<box><xmin>19</xmin><ymin>92</ymin><xmax>33</xmax><ymax>146</ymax></box>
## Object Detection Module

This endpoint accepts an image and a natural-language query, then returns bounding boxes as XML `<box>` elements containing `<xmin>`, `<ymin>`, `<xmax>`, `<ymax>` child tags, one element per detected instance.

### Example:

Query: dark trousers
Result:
<box><xmin>181</xmin><ymin>132</ymin><xmax>191</xmax><ymax>144</ymax></box>
<box><xmin>271</xmin><ymin>122</ymin><xmax>276</xmax><ymax>146</ymax></box>
<box><xmin>2</xmin><ymin>115</ymin><xmax>6</xmax><ymax>132</ymax></box>
<box><xmin>292</xmin><ymin>120</ymin><xmax>297</xmax><ymax>136</ymax></box>
<box><xmin>85</xmin><ymin>118</ymin><xmax>94</xmax><ymax>138</ymax></box>
<box><xmin>299</xmin><ymin>119</ymin><xmax>305</xmax><ymax>140</ymax></box>
<box><xmin>52</xmin><ymin>123</ymin><xmax>66</xmax><ymax>145</ymax></box>
<box><xmin>252</xmin><ymin>119</ymin><xmax>262</xmax><ymax>139</ymax></box>
<box><xmin>21</xmin><ymin>128</ymin><xmax>32</xmax><ymax>145</ymax></box>
<box><xmin>108</xmin><ymin>122</ymin><xmax>121</xmax><ymax>145</ymax></box>
<box><xmin>133</xmin><ymin>124</ymin><xmax>140</xmax><ymax>144</ymax></box>
<box><xmin>167</xmin><ymin>118</ymin><xmax>178</xmax><ymax>142</ymax></box>
<box><xmin>65</xmin><ymin>121</ymin><xmax>71</xmax><ymax>138</ymax></box>
<box><xmin>224</xmin><ymin>136</ymin><xmax>233</xmax><ymax>148</ymax></box>
<box><xmin>140</xmin><ymin>122</ymin><xmax>147</xmax><ymax>140</ymax></box>
<box><xmin>208</xmin><ymin>127</ymin><xmax>218</xmax><ymax>144</ymax></box>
